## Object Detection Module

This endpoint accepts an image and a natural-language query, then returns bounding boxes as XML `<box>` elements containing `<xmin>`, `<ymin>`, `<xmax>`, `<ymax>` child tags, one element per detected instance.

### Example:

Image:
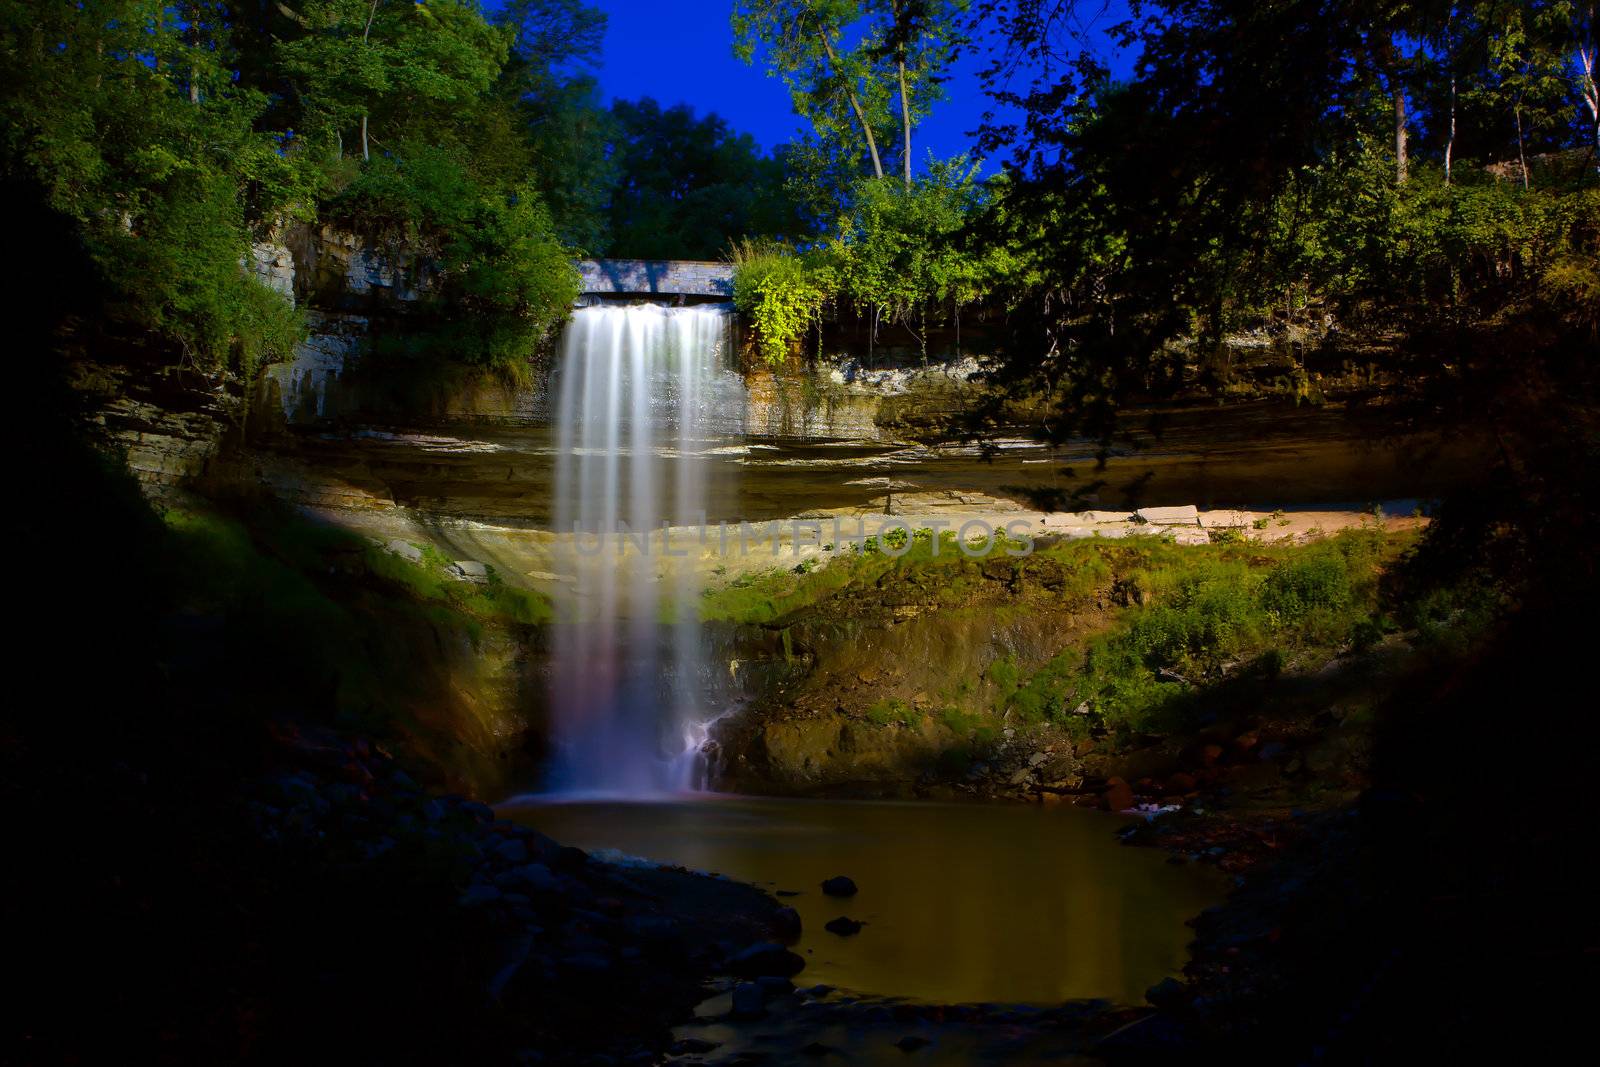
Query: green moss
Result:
<box><xmin>992</xmin><ymin>528</ymin><xmax>1412</xmax><ymax>737</ymax></box>
<box><xmin>863</xmin><ymin>698</ymin><xmax>913</xmax><ymax>726</ymax></box>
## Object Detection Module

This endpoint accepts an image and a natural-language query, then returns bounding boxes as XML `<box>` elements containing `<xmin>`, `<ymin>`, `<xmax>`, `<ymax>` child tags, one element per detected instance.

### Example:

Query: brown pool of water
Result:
<box><xmin>500</xmin><ymin>794</ymin><xmax>1225</xmax><ymax>1006</ymax></box>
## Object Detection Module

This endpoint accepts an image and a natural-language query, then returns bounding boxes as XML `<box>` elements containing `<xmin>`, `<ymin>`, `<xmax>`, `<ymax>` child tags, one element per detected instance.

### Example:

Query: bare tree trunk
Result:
<box><xmin>1444</xmin><ymin>13</ymin><xmax>1456</xmax><ymax>185</ymax></box>
<box><xmin>1395</xmin><ymin>88</ymin><xmax>1408</xmax><ymax>184</ymax></box>
<box><xmin>1579</xmin><ymin>37</ymin><xmax>1599</xmax><ymax>155</ymax></box>
<box><xmin>1445</xmin><ymin>73</ymin><xmax>1457</xmax><ymax>184</ymax></box>
<box><xmin>898</xmin><ymin>59</ymin><xmax>912</xmax><ymax>188</ymax></box>
<box><xmin>184</xmin><ymin>2</ymin><xmax>200</xmax><ymax>104</ymax></box>
<box><xmin>818</xmin><ymin>33</ymin><xmax>884</xmax><ymax>179</ymax></box>
<box><xmin>1515</xmin><ymin>101</ymin><xmax>1530</xmax><ymax>189</ymax></box>
<box><xmin>361</xmin><ymin>0</ymin><xmax>380</xmax><ymax>164</ymax></box>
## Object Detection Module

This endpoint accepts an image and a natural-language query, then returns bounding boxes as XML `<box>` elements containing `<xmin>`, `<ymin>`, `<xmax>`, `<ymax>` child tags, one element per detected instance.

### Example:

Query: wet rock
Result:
<box><xmin>731</xmin><ymin>982</ymin><xmax>766</xmax><ymax>1018</ymax></box>
<box><xmin>459</xmin><ymin>884</ymin><xmax>503</xmax><ymax>908</ymax></box>
<box><xmin>821</xmin><ymin>875</ymin><xmax>858</xmax><ymax>897</ymax></box>
<box><xmin>671</xmin><ymin>1038</ymin><xmax>720</xmax><ymax>1055</ymax></box>
<box><xmin>624</xmin><ymin>915</ymin><xmax>678</xmax><ymax>942</ymax></box>
<box><xmin>755</xmin><ymin>975</ymin><xmax>794</xmax><ymax>998</ymax></box>
<box><xmin>507</xmin><ymin>863</ymin><xmax>558</xmax><ymax>893</ymax></box>
<box><xmin>493</xmin><ymin>838</ymin><xmax>530</xmax><ymax>865</ymax></box>
<box><xmin>554</xmin><ymin>845</ymin><xmax>590</xmax><ymax>871</ymax></box>
<box><xmin>771</xmin><ymin>905</ymin><xmax>803</xmax><ymax>939</ymax></box>
<box><xmin>1145</xmin><ymin>976</ymin><xmax>1187</xmax><ymax>1008</ymax></box>
<box><xmin>894</xmin><ymin>1035</ymin><xmax>932</xmax><ymax>1052</ymax></box>
<box><xmin>1102</xmin><ymin>777</ymin><xmax>1135</xmax><ymax>811</ymax></box>
<box><xmin>824</xmin><ymin>916</ymin><xmax>864</xmax><ymax>937</ymax></box>
<box><xmin>801</xmin><ymin>1041</ymin><xmax>836</xmax><ymax>1056</ymax></box>
<box><xmin>728</xmin><ymin>941</ymin><xmax>806</xmax><ymax>978</ymax></box>
<box><xmin>561</xmin><ymin>952</ymin><xmax>612</xmax><ymax>975</ymax></box>
<box><xmin>460</xmin><ymin>800</ymin><xmax>495</xmax><ymax>823</ymax></box>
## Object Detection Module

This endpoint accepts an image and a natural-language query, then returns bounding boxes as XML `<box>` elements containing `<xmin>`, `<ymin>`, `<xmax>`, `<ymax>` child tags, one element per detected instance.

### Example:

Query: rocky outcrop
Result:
<box><xmin>245</xmin><ymin>239</ymin><xmax>296</xmax><ymax>304</ymax></box>
<box><xmin>68</xmin><ymin>354</ymin><xmax>241</xmax><ymax>492</ymax></box>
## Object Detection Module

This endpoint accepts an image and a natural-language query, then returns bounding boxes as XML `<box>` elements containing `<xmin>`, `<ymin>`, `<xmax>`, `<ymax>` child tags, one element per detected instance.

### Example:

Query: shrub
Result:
<box><xmin>729</xmin><ymin>238</ymin><xmax>835</xmax><ymax>365</ymax></box>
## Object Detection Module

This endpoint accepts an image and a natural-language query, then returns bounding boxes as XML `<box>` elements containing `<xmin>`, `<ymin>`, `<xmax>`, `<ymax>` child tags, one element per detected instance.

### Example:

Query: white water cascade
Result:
<box><xmin>546</xmin><ymin>302</ymin><xmax>741</xmax><ymax>795</ymax></box>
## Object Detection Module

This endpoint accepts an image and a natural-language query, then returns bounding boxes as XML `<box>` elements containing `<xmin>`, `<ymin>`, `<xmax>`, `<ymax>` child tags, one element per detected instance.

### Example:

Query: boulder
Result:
<box><xmin>824</xmin><ymin>916</ymin><xmax>864</xmax><ymax>937</ymax></box>
<box><xmin>1135</xmin><ymin>505</ymin><xmax>1200</xmax><ymax>526</ymax></box>
<box><xmin>1102</xmin><ymin>777</ymin><xmax>1135</xmax><ymax>811</ymax></box>
<box><xmin>821</xmin><ymin>875</ymin><xmax>858</xmax><ymax>897</ymax></box>
<box><xmin>728</xmin><ymin>941</ymin><xmax>806</xmax><ymax>978</ymax></box>
<box><xmin>493</xmin><ymin>838</ymin><xmax>530</xmax><ymax>865</ymax></box>
<box><xmin>507</xmin><ymin>863</ymin><xmax>558</xmax><ymax>893</ymax></box>
<box><xmin>731</xmin><ymin>982</ymin><xmax>766</xmax><ymax>1019</ymax></box>
<box><xmin>459</xmin><ymin>884</ymin><xmax>502</xmax><ymax>908</ymax></box>
<box><xmin>385</xmin><ymin>539</ymin><xmax>423</xmax><ymax>563</ymax></box>
<box><xmin>771</xmin><ymin>906</ymin><xmax>803</xmax><ymax>939</ymax></box>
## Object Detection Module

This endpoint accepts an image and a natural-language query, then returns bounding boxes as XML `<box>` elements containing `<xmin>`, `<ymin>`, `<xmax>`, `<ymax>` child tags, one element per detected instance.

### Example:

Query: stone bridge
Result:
<box><xmin>578</xmin><ymin>259</ymin><xmax>734</xmax><ymax>298</ymax></box>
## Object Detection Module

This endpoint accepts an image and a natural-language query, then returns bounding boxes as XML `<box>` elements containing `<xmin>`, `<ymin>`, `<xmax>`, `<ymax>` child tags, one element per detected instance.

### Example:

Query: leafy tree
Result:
<box><xmin>825</xmin><ymin>156</ymin><xmax>1004</xmax><ymax>351</ymax></box>
<box><xmin>734</xmin><ymin>0</ymin><xmax>895</xmax><ymax>181</ymax></box>
<box><xmin>275</xmin><ymin>0</ymin><xmax>509</xmax><ymax>164</ymax></box>
<box><xmin>0</xmin><ymin>0</ymin><xmax>304</xmax><ymax>374</ymax></box>
<box><xmin>604</xmin><ymin>98</ymin><xmax>802</xmax><ymax>259</ymax></box>
<box><xmin>870</xmin><ymin>0</ymin><xmax>968</xmax><ymax>186</ymax></box>
<box><xmin>492</xmin><ymin>0</ymin><xmax>615</xmax><ymax>250</ymax></box>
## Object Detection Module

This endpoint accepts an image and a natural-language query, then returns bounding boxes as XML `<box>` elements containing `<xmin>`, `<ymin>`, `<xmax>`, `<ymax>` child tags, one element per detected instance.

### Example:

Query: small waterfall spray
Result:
<box><xmin>547</xmin><ymin>302</ymin><xmax>738</xmax><ymax>795</ymax></box>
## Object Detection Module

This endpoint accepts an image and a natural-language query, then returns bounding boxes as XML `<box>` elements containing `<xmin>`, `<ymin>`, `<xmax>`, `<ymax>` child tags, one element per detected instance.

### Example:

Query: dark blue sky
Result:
<box><xmin>583</xmin><ymin>0</ymin><xmax>1132</xmax><ymax>167</ymax></box>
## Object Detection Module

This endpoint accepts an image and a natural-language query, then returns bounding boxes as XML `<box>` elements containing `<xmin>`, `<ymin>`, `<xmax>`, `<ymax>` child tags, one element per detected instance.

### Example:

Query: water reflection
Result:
<box><xmin>501</xmin><ymin>794</ymin><xmax>1225</xmax><ymax>1005</ymax></box>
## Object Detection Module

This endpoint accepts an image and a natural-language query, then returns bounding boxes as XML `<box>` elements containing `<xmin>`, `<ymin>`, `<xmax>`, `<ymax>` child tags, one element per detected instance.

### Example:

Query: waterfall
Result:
<box><xmin>547</xmin><ymin>302</ymin><xmax>739</xmax><ymax>795</ymax></box>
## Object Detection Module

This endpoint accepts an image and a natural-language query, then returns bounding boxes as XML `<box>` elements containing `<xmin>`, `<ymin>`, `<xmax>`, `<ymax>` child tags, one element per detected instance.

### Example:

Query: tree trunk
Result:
<box><xmin>1395</xmin><ymin>87</ymin><xmax>1408</xmax><ymax>184</ymax></box>
<box><xmin>818</xmin><ymin>32</ymin><xmax>884</xmax><ymax>179</ymax></box>
<box><xmin>1445</xmin><ymin>73</ymin><xmax>1456</xmax><ymax>184</ymax></box>
<box><xmin>1515</xmin><ymin>101</ymin><xmax>1529</xmax><ymax>189</ymax></box>
<box><xmin>361</xmin><ymin>0</ymin><xmax>380</xmax><ymax>164</ymax></box>
<box><xmin>897</xmin><ymin>59</ymin><xmax>912</xmax><ymax>188</ymax></box>
<box><xmin>1579</xmin><ymin>39</ymin><xmax>1599</xmax><ymax>154</ymax></box>
<box><xmin>1444</xmin><ymin>14</ymin><xmax>1456</xmax><ymax>185</ymax></box>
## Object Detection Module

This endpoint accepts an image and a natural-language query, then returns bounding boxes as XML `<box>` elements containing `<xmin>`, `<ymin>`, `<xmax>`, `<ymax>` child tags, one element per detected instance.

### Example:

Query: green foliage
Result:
<box><xmin>341</xmin><ymin>145</ymin><xmax>578</xmax><ymax>370</ymax></box>
<box><xmin>731</xmin><ymin>159</ymin><xmax>1009</xmax><ymax>362</ymax></box>
<box><xmin>605</xmin><ymin>98</ymin><xmax>803</xmax><ymax>259</ymax></box>
<box><xmin>730</xmin><ymin>239</ymin><xmax>837</xmax><ymax>364</ymax></box>
<box><xmin>1063</xmin><ymin>533</ymin><xmax>1394</xmax><ymax>735</ymax></box>
<box><xmin>824</xmin><ymin>157</ymin><xmax>1007</xmax><ymax>349</ymax></box>
<box><xmin>0</xmin><ymin>1</ymin><xmax>307</xmax><ymax>373</ymax></box>
<box><xmin>864</xmin><ymin>698</ymin><xmax>913</xmax><ymax>725</ymax></box>
<box><xmin>2</xmin><ymin>0</ymin><xmax>619</xmax><ymax>379</ymax></box>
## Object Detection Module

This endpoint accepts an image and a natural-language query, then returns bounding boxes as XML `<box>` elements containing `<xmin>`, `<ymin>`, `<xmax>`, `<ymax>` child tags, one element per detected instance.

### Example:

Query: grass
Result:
<box><xmin>160</xmin><ymin>504</ymin><xmax>553</xmax><ymax>743</ymax></box>
<box><xmin>696</xmin><ymin>528</ymin><xmax>1090</xmax><ymax>624</ymax></box>
<box><xmin>1011</xmin><ymin>529</ymin><xmax>1403</xmax><ymax>737</ymax></box>
<box><xmin>710</xmin><ymin>523</ymin><xmax>1427</xmax><ymax>746</ymax></box>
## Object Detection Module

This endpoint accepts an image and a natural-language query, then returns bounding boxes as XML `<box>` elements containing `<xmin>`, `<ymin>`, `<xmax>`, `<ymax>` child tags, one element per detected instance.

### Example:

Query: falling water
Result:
<box><xmin>547</xmin><ymin>302</ymin><xmax>740</xmax><ymax>795</ymax></box>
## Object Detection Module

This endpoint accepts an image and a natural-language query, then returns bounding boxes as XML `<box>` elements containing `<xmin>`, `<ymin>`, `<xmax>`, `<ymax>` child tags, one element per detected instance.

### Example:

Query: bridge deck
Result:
<box><xmin>578</xmin><ymin>259</ymin><xmax>734</xmax><ymax>297</ymax></box>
